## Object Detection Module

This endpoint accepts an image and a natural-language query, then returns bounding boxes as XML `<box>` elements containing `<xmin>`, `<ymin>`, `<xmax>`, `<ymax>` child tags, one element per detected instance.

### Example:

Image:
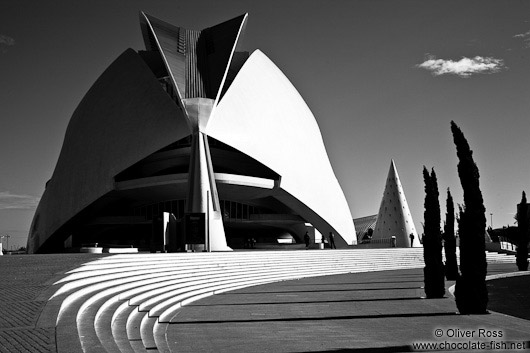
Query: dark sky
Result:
<box><xmin>1</xmin><ymin>0</ymin><xmax>530</xmax><ymax>249</ymax></box>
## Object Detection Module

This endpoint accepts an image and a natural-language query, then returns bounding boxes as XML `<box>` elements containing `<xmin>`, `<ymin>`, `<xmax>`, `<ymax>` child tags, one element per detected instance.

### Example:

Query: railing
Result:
<box><xmin>360</xmin><ymin>237</ymin><xmax>392</xmax><ymax>245</ymax></box>
<box><xmin>499</xmin><ymin>236</ymin><xmax>517</xmax><ymax>252</ymax></box>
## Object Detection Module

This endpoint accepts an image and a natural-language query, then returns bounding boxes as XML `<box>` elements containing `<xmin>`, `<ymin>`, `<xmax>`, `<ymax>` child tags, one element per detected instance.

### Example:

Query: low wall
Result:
<box><xmin>353</xmin><ymin>242</ymin><xmax>394</xmax><ymax>249</ymax></box>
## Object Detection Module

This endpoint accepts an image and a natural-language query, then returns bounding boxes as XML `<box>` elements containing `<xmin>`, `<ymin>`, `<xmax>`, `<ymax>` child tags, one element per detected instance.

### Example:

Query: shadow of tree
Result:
<box><xmin>170</xmin><ymin>311</ymin><xmax>458</xmax><ymax>325</ymax></box>
<box><xmin>294</xmin><ymin>346</ymin><xmax>413</xmax><ymax>352</ymax></box>
<box><xmin>188</xmin><ymin>296</ymin><xmax>423</xmax><ymax>307</ymax></box>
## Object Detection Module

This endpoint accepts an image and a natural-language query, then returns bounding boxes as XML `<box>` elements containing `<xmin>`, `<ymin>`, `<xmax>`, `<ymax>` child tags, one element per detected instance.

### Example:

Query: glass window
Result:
<box><xmin>229</xmin><ymin>202</ymin><xmax>233</xmax><ymax>218</ymax></box>
<box><xmin>237</xmin><ymin>203</ymin><xmax>242</xmax><ymax>220</ymax></box>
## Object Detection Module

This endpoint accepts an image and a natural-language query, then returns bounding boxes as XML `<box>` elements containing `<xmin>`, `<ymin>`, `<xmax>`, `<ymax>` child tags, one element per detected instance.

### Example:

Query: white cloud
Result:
<box><xmin>0</xmin><ymin>34</ymin><xmax>15</xmax><ymax>53</ymax></box>
<box><xmin>417</xmin><ymin>55</ymin><xmax>506</xmax><ymax>77</ymax></box>
<box><xmin>514</xmin><ymin>30</ymin><xmax>530</xmax><ymax>48</ymax></box>
<box><xmin>513</xmin><ymin>31</ymin><xmax>530</xmax><ymax>38</ymax></box>
<box><xmin>0</xmin><ymin>191</ymin><xmax>40</xmax><ymax>210</ymax></box>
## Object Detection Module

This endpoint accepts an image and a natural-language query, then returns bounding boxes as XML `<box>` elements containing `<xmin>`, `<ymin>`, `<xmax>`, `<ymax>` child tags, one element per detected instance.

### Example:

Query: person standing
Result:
<box><xmin>409</xmin><ymin>233</ymin><xmax>415</xmax><ymax>247</ymax></box>
<box><xmin>328</xmin><ymin>231</ymin><xmax>336</xmax><ymax>249</ymax></box>
<box><xmin>304</xmin><ymin>232</ymin><xmax>310</xmax><ymax>249</ymax></box>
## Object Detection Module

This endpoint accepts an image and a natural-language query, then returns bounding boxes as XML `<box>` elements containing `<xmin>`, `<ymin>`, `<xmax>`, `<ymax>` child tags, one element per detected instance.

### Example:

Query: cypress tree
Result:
<box><xmin>516</xmin><ymin>191</ymin><xmax>529</xmax><ymax>271</ymax></box>
<box><xmin>422</xmin><ymin>166</ymin><xmax>445</xmax><ymax>298</ymax></box>
<box><xmin>450</xmin><ymin>121</ymin><xmax>488</xmax><ymax>314</ymax></box>
<box><xmin>443</xmin><ymin>188</ymin><xmax>459</xmax><ymax>280</ymax></box>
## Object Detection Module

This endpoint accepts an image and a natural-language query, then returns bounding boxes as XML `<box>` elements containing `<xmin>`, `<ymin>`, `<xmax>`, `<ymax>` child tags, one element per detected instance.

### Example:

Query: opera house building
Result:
<box><xmin>27</xmin><ymin>13</ymin><xmax>357</xmax><ymax>253</ymax></box>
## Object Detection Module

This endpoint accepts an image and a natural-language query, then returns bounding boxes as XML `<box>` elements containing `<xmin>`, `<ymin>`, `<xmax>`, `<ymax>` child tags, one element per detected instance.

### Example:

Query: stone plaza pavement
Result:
<box><xmin>0</xmin><ymin>253</ymin><xmax>529</xmax><ymax>353</ymax></box>
<box><xmin>167</xmin><ymin>265</ymin><xmax>530</xmax><ymax>353</ymax></box>
<box><xmin>0</xmin><ymin>254</ymin><xmax>105</xmax><ymax>353</ymax></box>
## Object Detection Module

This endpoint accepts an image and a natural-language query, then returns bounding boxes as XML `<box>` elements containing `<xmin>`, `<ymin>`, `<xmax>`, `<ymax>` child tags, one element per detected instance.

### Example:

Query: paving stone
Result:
<box><xmin>0</xmin><ymin>328</ymin><xmax>54</xmax><ymax>353</ymax></box>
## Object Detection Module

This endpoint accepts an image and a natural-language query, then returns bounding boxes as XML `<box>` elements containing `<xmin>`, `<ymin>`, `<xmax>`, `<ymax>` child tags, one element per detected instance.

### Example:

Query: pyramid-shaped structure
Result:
<box><xmin>372</xmin><ymin>160</ymin><xmax>420</xmax><ymax>247</ymax></box>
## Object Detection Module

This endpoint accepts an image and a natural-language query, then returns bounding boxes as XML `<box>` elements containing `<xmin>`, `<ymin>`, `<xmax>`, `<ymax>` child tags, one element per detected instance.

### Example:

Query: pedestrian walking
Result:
<box><xmin>328</xmin><ymin>231</ymin><xmax>336</xmax><ymax>249</ymax></box>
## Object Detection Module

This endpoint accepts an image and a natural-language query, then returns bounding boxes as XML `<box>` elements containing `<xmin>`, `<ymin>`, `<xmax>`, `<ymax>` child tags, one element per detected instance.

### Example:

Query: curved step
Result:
<box><xmin>46</xmin><ymin>248</ymin><xmax>515</xmax><ymax>353</ymax></box>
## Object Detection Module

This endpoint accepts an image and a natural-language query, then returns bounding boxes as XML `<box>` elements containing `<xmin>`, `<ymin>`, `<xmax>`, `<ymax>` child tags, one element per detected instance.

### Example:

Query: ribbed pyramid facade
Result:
<box><xmin>372</xmin><ymin>160</ymin><xmax>420</xmax><ymax>247</ymax></box>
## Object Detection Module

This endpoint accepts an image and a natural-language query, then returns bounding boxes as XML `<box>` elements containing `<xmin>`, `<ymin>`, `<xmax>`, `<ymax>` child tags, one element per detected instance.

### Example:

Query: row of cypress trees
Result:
<box><xmin>423</xmin><ymin>121</ymin><xmax>488</xmax><ymax>314</ymax></box>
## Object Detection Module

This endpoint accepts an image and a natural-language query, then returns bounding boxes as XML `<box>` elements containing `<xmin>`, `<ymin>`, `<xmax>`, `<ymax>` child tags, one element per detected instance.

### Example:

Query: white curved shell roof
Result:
<box><xmin>207</xmin><ymin>50</ymin><xmax>357</xmax><ymax>245</ymax></box>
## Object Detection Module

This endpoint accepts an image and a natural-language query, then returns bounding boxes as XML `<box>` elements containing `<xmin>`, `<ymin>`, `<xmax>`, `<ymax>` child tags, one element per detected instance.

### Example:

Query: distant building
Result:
<box><xmin>27</xmin><ymin>13</ymin><xmax>356</xmax><ymax>253</ymax></box>
<box><xmin>353</xmin><ymin>214</ymin><xmax>377</xmax><ymax>243</ymax></box>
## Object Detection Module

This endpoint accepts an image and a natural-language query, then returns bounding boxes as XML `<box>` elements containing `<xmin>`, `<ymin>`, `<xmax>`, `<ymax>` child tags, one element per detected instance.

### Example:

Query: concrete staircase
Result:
<box><xmin>41</xmin><ymin>248</ymin><xmax>516</xmax><ymax>353</ymax></box>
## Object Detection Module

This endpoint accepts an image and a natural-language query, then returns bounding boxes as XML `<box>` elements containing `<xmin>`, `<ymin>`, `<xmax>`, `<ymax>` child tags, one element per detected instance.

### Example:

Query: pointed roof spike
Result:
<box><xmin>140</xmin><ymin>12</ymin><xmax>186</xmax><ymax>104</ymax></box>
<box><xmin>139</xmin><ymin>13</ymin><xmax>248</xmax><ymax>101</ymax></box>
<box><xmin>207</xmin><ymin>13</ymin><xmax>248</xmax><ymax>105</ymax></box>
<box><xmin>139</xmin><ymin>12</ymin><xmax>248</xmax><ymax>131</ymax></box>
<box><xmin>372</xmin><ymin>159</ymin><xmax>420</xmax><ymax>247</ymax></box>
